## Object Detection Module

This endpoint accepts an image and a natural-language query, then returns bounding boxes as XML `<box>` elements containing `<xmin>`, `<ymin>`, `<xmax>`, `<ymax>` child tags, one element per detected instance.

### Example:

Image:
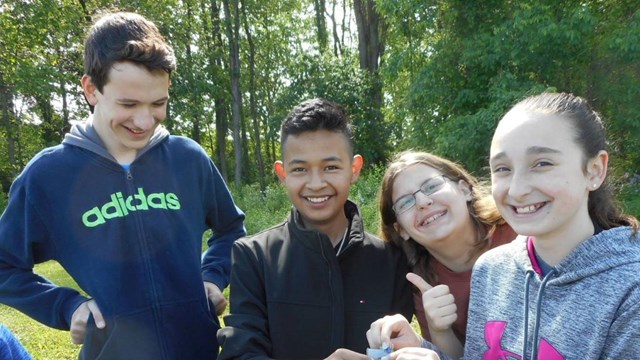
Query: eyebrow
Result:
<box><xmin>117</xmin><ymin>96</ymin><xmax>169</xmax><ymax>103</ymax></box>
<box><xmin>490</xmin><ymin>146</ymin><xmax>562</xmax><ymax>163</ymax></box>
<box><xmin>286</xmin><ymin>156</ymin><xmax>342</xmax><ymax>167</ymax></box>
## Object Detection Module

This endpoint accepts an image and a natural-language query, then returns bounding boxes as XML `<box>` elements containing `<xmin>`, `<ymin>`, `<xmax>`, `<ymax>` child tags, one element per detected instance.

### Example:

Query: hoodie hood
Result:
<box><xmin>62</xmin><ymin>117</ymin><xmax>169</xmax><ymax>163</ymax></box>
<box><xmin>517</xmin><ymin>226</ymin><xmax>640</xmax><ymax>284</ymax></box>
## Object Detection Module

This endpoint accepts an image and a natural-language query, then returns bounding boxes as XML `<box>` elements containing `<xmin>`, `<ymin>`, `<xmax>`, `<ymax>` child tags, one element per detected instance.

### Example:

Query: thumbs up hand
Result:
<box><xmin>406</xmin><ymin>272</ymin><xmax>457</xmax><ymax>333</ymax></box>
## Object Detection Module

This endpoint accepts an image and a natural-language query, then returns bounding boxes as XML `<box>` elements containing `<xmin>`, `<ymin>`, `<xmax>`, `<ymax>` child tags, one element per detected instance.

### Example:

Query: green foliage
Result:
<box><xmin>349</xmin><ymin>162</ymin><xmax>385</xmax><ymax>233</ymax></box>
<box><xmin>231</xmin><ymin>182</ymin><xmax>291</xmax><ymax>235</ymax></box>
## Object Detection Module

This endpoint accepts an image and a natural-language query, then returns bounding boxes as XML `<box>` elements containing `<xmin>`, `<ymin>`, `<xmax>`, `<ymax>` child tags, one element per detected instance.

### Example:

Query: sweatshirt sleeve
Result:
<box><xmin>420</xmin><ymin>338</ymin><xmax>455</xmax><ymax>360</ymax></box>
<box><xmin>600</xmin><ymin>289</ymin><xmax>640</xmax><ymax>358</ymax></box>
<box><xmin>217</xmin><ymin>240</ymin><xmax>274</xmax><ymax>360</ymax></box>
<box><xmin>0</xmin><ymin>177</ymin><xmax>88</xmax><ymax>330</ymax></box>
<box><xmin>200</xmin><ymin>158</ymin><xmax>246</xmax><ymax>290</ymax></box>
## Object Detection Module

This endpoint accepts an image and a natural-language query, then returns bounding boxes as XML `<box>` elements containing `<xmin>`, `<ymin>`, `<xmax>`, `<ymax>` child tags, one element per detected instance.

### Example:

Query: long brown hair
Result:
<box><xmin>379</xmin><ymin>150</ymin><xmax>505</xmax><ymax>283</ymax></box>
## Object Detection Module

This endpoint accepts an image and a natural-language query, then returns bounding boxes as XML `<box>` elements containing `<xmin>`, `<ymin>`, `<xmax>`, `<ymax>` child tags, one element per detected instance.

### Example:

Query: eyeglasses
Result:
<box><xmin>392</xmin><ymin>175</ymin><xmax>450</xmax><ymax>215</ymax></box>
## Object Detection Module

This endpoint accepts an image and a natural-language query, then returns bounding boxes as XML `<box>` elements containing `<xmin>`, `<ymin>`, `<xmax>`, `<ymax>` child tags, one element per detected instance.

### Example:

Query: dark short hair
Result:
<box><xmin>279</xmin><ymin>98</ymin><xmax>354</xmax><ymax>155</ymax></box>
<box><xmin>84</xmin><ymin>11</ymin><xmax>176</xmax><ymax>92</ymax></box>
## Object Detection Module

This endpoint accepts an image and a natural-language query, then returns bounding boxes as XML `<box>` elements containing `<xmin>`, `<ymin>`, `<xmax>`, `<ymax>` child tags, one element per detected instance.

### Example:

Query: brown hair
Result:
<box><xmin>84</xmin><ymin>11</ymin><xmax>176</xmax><ymax>93</ymax></box>
<box><xmin>379</xmin><ymin>150</ymin><xmax>506</xmax><ymax>283</ymax></box>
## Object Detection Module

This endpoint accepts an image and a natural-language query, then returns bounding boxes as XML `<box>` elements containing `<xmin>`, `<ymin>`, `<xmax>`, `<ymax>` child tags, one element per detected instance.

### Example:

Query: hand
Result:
<box><xmin>324</xmin><ymin>348</ymin><xmax>370</xmax><ymax>360</ymax></box>
<box><xmin>70</xmin><ymin>299</ymin><xmax>105</xmax><ymax>344</ymax></box>
<box><xmin>204</xmin><ymin>282</ymin><xmax>227</xmax><ymax>315</ymax></box>
<box><xmin>389</xmin><ymin>347</ymin><xmax>441</xmax><ymax>360</ymax></box>
<box><xmin>366</xmin><ymin>314</ymin><xmax>422</xmax><ymax>351</ymax></box>
<box><xmin>406</xmin><ymin>273</ymin><xmax>457</xmax><ymax>333</ymax></box>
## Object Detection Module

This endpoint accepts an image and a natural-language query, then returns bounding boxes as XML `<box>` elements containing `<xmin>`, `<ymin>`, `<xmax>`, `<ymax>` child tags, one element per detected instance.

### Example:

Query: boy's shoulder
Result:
<box><xmin>235</xmin><ymin>221</ymin><xmax>289</xmax><ymax>247</ymax></box>
<box><xmin>17</xmin><ymin>144</ymin><xmax>70</xmax><ymax>178</ymax></box>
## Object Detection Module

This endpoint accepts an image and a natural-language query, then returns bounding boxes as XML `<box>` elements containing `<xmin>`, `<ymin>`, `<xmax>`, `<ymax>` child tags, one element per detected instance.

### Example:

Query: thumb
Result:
<box><xmin>88</xmin><ymin>300</ymin><xmax>105</xmax><ymax>329</ymax></box>
<box><xmin>406</xmin><ymin>272</ymin><xmax>433</xmax><ymax>293</ymax></box>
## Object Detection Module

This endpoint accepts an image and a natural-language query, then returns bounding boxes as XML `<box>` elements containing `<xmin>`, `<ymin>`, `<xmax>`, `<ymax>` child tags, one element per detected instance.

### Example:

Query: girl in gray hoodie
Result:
<box><xmin>365</xmin><ymin>92</ymin><xmax>640</xmax><ymax>360</ymax></box>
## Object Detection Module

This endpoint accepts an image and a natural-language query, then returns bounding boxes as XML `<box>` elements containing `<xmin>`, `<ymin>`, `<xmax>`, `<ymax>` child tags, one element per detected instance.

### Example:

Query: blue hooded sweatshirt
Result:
<box><xmin>0</xmin><ymin>120</ymin><xmax>246</xmax><ymax>359</ymax></box>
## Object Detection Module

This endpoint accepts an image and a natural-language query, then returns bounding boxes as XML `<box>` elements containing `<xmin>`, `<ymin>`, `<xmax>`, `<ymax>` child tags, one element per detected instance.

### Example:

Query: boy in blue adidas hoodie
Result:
<box><xmin>0</xmin><ymin>11</ymin><xmax>246</xmax><ymax>359</ymax></box>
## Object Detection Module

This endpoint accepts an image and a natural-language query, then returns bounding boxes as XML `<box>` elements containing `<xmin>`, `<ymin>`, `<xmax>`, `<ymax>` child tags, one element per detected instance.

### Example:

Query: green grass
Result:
<box><xmin>1</xmin><ymin>262</ymin><xmax>82</xmax><ymax>359</ymax></box>
<box><xmin>1</xmin><ymin>170</ymin><xmax>638</xmax><ymax>357</ymax></box>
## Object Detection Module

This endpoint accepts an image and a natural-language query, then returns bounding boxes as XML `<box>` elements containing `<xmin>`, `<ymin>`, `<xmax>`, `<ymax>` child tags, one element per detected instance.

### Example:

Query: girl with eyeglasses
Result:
<box><xmin>377</xmin><ymin>150</ymin><xmax>516</xmax><ymax>358</ymax></box>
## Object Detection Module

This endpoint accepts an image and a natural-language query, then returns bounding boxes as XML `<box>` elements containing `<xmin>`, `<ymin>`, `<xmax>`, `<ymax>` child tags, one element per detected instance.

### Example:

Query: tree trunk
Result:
<box><xmin>313</xmin><ymin>0</ymin><xmax>328</xmax><ymax>53</ymax></box>
<box><xmin>223</xmin><ymin>0</ymin><xmax>243</xmax><ymax>185</ymax></box>
<box><xmin>204</xmin><ymin>0</ymin><xmax>230</xmax><ymax>180</ymax></box>
<box><xmin>185</xmin><ymin>1</ymin><xmax>202</xmax><ymax>144</ymax></box>
<box><xmin>352</xmin><ymin>0</ymin><xmax>387</xmax><ymax>163</ymax></box>
<box><xmin>241</xmin><ymin>0</ymin><xmax>266</xmax><ymax>191</ymax></box>
<box><xmin>353</xmin><ymin>0</ymin><xmax>384</xmax><ymax>73</ymax></box>
<box><xmin>0</xmin><ymin>70</ymin><xmax>17</xmax><ymax>185</ymax></box>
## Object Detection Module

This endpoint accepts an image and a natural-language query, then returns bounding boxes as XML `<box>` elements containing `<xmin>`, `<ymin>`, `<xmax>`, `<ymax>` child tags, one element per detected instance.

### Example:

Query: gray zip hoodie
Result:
<box><xmin>423</xmin><ymin>226</ymin><xmax>640</xmax><ymax>359</ymax></box>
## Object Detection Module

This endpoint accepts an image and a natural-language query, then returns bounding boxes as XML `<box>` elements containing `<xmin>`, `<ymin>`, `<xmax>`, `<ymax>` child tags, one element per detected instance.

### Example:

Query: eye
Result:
<box><xmin>491</xmin><ymin>165</ymin><xmax>510</xmax><ymax>174</ymax></box>
<box><xmin>533</xmin><ymin>160</ymin><xmax>553</xmax><ymax>168</ymax></box>
<box><xmin>290</xmin><ymin>167</ymin><xmax>306</xmax><ymax>173</ymax></box>
<box><xmin>394</xmin><ymin>195</ymin><xmax>415</xmax><ymax>213</ymax></box>
<box><xmin>153</xmin><ymin>101</ymin><xmax>167</xmax><ymax>107</ymax></box>
<box><xmin>325</xmin><ymin>165</ymin><xmax>339</xmax><ymax>171</ymax></box>
<box><xmin>422</xmin><ymin>182</ymin><xmax>442</xmax><ymax>194</ymax></box>
<box><xmin>121</xmin><ymin>103</ymin><xmax>136</xmax><ymax>108</ymax></box>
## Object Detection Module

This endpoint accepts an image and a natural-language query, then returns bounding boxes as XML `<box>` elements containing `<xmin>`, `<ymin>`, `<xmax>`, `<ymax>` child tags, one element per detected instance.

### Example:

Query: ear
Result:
<box><xmin>457</xmin><ymin>179</ymin><xmax>473</xmax><ymax>202</ymax></box>
<box><xmin>586</xmin><ymin>150</ymin><xmax>608</xmax><ymax>191</ymax></box>
<box><xmin>274</xmin><ymin>161</ymin><xmax>286</xmax><ymax>182</ymax></box>
<box><xmin>350</xmin><ymin>155</ymin><xmax>364</xmax><ymax>183</ymax></box>
<box><xmin>393</xmin><ymin>222</ymin><xmax>410</xmax><ymax>241</ymax></box>
<box><xmin>81</xmin><ymin>75</ymin><xmax>98</xmax><ymax>106</ymax></box>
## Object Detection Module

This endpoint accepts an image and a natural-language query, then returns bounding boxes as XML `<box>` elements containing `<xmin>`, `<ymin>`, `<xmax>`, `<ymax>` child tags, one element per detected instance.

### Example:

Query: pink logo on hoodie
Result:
<box><xmin>482</xmin><ymin>321</ymin><xmax>564</xmax><ymax>360</ymax></box>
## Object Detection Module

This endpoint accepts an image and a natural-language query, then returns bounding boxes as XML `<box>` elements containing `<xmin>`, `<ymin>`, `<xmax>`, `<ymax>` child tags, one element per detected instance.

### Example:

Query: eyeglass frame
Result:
<box><xmin>392</xmin><ymin>174</ymin><xmax>452</xmax><ymax>215</ymax></box>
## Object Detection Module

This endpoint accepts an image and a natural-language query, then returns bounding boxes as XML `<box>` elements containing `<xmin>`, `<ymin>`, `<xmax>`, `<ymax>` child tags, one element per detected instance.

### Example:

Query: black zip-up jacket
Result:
<box><xmin>218</xmin><ymin>200</ymin><xmax>413</xmax><ymax>359</ymax></box>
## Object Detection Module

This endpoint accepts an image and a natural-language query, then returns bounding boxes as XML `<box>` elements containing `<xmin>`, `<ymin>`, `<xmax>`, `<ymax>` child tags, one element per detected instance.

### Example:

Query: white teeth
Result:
<box><xmin>515</xmin><ymin>204</ymin><xmax>540</xmax><ymax>214</ymax></box>
<box><xmin>422</xmin><ymin>211</ymin><xmax>445</xmax><ymax>226</ymax></box>
<box><xmin>307</xmin><ymin>196</ymin><xmax>329</xmax><ymax>203</ymax></box>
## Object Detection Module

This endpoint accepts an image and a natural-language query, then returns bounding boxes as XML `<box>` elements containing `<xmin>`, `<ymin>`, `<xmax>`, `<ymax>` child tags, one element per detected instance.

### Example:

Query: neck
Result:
<box><xmin>298</xmin><ymin>212</ymin><xmax>349</xmax><ymax>247</ymax></box>
<box><xmin>531</xmin><ymin>210</ymin><xmax>594</xmax><ymax>266</ymax></box>
<box><xmin>428</xmin><ymin>217</ymin><xmax>483</xmax><ymax>272</ymax></box>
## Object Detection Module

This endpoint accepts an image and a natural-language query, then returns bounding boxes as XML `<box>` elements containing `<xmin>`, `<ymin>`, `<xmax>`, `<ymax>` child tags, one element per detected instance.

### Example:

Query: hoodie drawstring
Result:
<box><xmin>522</xmin><ymin>270</ymin><xmax>534</xmax><ymax>359</ymax></box>
<box><xmin>522</xmin><ymin>269</ymin><xmax>557</xmax><ymax>360</ymax></box>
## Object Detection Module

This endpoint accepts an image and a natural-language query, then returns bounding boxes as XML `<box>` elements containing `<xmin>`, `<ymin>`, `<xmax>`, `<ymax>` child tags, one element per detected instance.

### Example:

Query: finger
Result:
<box><xmin>87</xmin><ymin>300</ymin><xmax>106</xmax><ymax>329</ymax></box>
<box><xmin>424</xmin><ymin>291</ymin><xmax>455</xmax><ymax>309</ymax></box>
<box><xmin>70</xmin><ymin>302</ymin><xmax>89</xmax><ymax>344</ymax></box>
<box><xmin>406</xmin><ymin>272</ymin><xmax>433</xmax><ymax>293</ymax></box>
<box><xmin>214</xmin><ymin>297</ymin><xmax>228</xmax><ymax>316</ymax></box>
<box><xmin>367</xmin><ymin>320</ymin><xmax>383</xmax><ymax>348</ymax></box>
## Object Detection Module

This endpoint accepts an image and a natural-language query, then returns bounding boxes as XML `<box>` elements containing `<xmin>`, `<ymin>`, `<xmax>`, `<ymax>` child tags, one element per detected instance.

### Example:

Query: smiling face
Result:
<box><xmin>82</xmin><ymin>61</ymin><xmax>170</xmax><ymax>164</ymax></box>
<box><xmin>274</xmin><ymin>129</ymin><xmax>362</xmax><ymax>237</ymax></box>
<box><xmin>489</xmin><ymin>109</ymin><xmax>596</xmax><ymax>244</ymax></box>
<box><xmin>392</xmin><ymin>164</ymin><xmax>475</xmax><ymax>251</ymax></box>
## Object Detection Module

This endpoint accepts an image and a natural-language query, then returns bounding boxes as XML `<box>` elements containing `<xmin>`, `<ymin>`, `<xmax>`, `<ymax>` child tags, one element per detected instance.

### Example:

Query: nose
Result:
<box><xmin>415</xmin><ymin>191</ymin><xmax>433</xmax><ymax>209</ymax></box>
<box><xmin>507</xmin><ymin>170</ymin><xmax>532</xmax><ymax>200</ymax></box>
<box><xmin>133</xmin><ymin>108</ymin><xmax>156</xmax><ymax>130</ymax></box>
<box><xmin>306</xmin><ymin>169</ymin><xmax>326</xmax><ymax>190</ymax></box>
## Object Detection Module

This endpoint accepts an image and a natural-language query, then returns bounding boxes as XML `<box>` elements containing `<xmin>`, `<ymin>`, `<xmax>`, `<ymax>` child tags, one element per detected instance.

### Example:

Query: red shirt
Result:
<box><xmin>414</xmin><ymin>224</ymin><xmax>517</xmax><ymax>343</ymax></box>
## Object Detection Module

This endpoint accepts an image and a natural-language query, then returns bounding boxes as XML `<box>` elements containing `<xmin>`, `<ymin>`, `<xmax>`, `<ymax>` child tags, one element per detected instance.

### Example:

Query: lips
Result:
<box><xmin>305</xmin><ymin>196</ymin><xmax>330</xmax><ymax>204</ymax></box>
<box><xmin>123</xmin><ymin>125</ymin><xmax>146</xmax><ymax>135</ymax></box>
<box><xmin>513</xmin><ymin>202</ymin><xmax>546</xmax><ymax>214</ymax></box>
<box><xmin>419</xmin><ymin>210</ymin><xmax>447</xmax><ymax>226</ymax></box>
